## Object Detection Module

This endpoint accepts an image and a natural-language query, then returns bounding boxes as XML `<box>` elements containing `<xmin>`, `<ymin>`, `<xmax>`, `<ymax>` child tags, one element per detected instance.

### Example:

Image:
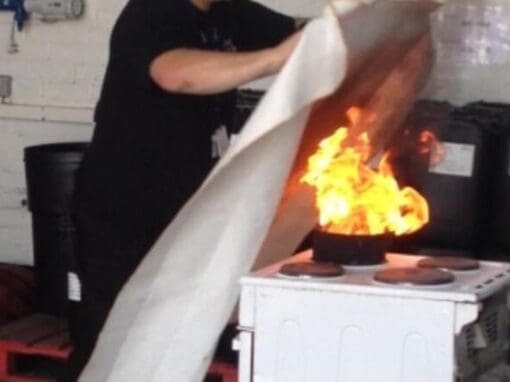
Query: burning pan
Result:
<box><xmin>312</xmin><ymin>229</ymin><xmax>390</xmax><ymax>265</ymax></box>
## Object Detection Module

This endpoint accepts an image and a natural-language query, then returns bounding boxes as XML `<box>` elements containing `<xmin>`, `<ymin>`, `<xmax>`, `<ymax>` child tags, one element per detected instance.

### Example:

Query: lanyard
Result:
<box><xmin>184</xmin><ymin>0</ymin><xmax>221</xmax><ymax>51</ymax></box>
<box><xmin>185</xmin><ymin>0</ymin><xmax>234</xmax><ymax>128</ymax></box>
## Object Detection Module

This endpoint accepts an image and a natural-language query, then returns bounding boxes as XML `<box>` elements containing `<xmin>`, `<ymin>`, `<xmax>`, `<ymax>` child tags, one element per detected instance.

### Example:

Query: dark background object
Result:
<box><xmin>386</xmin><ymin>101</ymin><xmax>452</xmax><ymax>188</ymax></box>
<box><xmin>414</xmin><ymin>118</ymin><xmax>495</xmax><ymax>250</ymax></box>
<box><xmin>491</xmin><ymin>134</ymin><xmax>510</xmax><ymax>255</ymax></box>
<box><xmin>388</xmin><ymin>101</ymin><xmax>501</xmax><ymax>255</ymax></box>
<box><xmin>24</xmin><ymin>142</ymin><xmax>87</xmax><ymax>318</ymax></box>
<box><xmin>458</xmin><ymin>103</ymin><xmax>510</xmax><ymax>259</ymax></box>
<box><xmin>24</xmin><ymin>143</ymin><xmax>87</xmax><ymax>214</ymax></box>
<box><xmin>229</xmin><ymin>89</ymin><xmax>264</xmax><ymax>135</ymax></box>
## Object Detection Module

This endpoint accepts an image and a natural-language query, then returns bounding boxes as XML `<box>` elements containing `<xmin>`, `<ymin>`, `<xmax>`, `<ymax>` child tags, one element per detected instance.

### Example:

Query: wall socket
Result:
<box><xmin>0</xmin><ymin>75</ymin><xmax>13</xmax><ymax>101</ymax></box>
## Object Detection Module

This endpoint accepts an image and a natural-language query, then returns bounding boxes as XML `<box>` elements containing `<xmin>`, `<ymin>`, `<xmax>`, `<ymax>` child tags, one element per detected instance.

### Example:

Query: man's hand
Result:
<box><xmin>269</xmin><ymin>31</ymin><xmax>302</xmax><ymax>72</ymax></box>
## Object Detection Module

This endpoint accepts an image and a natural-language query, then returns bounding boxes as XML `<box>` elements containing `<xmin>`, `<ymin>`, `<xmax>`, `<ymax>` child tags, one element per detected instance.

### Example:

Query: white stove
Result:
<box><xmin>237</xmin><ymin>251</ymin><xmax>510</xmax><ymax>382</ymax></box>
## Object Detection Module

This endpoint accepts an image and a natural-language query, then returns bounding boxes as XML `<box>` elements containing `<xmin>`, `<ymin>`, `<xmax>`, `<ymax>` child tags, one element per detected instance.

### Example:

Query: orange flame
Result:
<box><xmin>346</xmin><ymin>106</ymin><xmax>362</xmax><ymax>126</ymax></box>
<box><xmin>301</xmin><ymin>125</ymin><xmax>429</xmax><ymax>236</ymax></box>
<box><xmin>420</xmin><ymin>130</ymin><xmax>444</xmax><ymax>166</ymax></box>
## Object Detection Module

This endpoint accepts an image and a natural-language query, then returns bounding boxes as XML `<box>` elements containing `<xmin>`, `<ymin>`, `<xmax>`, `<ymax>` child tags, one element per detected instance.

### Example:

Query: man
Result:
<box><xmin>62</xmin><ymin>0</ymin><xmax>300</xmax><ymax>380</ymax></box>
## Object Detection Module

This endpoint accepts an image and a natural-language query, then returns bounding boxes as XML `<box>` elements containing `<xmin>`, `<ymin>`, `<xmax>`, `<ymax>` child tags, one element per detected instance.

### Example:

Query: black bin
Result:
<box><xmin>491</xmin><ymin>134</ymin><xmax>510</xmax><ymax>254</ymax></box>
<box><xmin>414</xmin><ymin>118</ymin><xmax>494</xmax><ymax>250</ymax></box>
<box><xmin>24</xmin><ymin>142</ymin><xmax>87</xmax><ymax>317</ymax></box>
<box><xmin>389</xmin><ymin>101</ymin><xmax>496</xmax><ymax>254</ymax></box>
<box><xmin>472</xmin><ymin>103</ymin><xmax>510</xmax><ymax>258</ymax></box>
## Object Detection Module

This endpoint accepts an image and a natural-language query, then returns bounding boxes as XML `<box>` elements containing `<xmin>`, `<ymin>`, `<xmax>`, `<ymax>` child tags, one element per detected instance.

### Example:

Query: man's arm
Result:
<box><xmin>149</xmin><ymin>31</ymin><xmax>301</xmax><ymax>95</ymax></box>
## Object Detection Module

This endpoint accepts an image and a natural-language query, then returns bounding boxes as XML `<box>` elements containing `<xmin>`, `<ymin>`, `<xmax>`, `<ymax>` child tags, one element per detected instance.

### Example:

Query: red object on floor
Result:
<box><xmin>0</xmin><ymin>313</ymin><xmax>237</xmax><ymax>382</ymax></box>
<box><xmin>207</xmin><ymin>361</ymin><xmax>238</xmax><ymax>382</ymax></box>
<box><xmin>0</xmin><ymin>314</ymin><xmax>71</xmax><ymax>382</ymax></box>
<box><xmin>0</xmin><ymin>265</ymin><xmax>36</xmax><ymax>327</ymax></box>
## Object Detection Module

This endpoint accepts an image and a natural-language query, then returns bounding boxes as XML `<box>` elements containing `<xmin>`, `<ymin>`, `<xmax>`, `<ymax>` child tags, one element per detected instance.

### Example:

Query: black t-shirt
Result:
<box><xmin>76</xmin><ymin>0</ymin><xmax>294</xmax><ymax>246</ymax></box>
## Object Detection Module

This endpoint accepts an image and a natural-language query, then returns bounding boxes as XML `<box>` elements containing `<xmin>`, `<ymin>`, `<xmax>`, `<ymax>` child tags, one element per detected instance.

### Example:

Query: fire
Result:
<box><xmin>420</xmin><ymin>130</ymin><xmax>444</xmax><ymax>166</ymax></box>
<box><xmin>301</xmin><ymin>125</ymin><xmax>429</xmax><ymax>236</ymax></box>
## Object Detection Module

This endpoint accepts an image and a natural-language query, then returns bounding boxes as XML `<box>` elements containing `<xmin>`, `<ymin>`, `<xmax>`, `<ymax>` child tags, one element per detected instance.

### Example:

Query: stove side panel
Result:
<box><xmin>251</xmin><ymin>286</ymin><xmax>456</xmax><ymax>382</ymax></box>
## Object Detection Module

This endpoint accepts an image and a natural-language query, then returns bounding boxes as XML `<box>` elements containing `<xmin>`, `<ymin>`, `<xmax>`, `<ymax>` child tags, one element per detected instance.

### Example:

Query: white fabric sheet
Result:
<box><xmin>80</xmin><ymin>1</ymin><xmax>434</xmax><ymax>381</ymax></box>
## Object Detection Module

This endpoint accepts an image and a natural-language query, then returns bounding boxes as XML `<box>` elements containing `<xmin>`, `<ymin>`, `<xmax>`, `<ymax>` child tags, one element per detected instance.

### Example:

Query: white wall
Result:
<box><xmin>0</xmin><ymin>0</ymin><xmax>128</xmax><ymax>265</ymax></box>
<box><xmin>0</xmin><ymin>0</ymin><xmax>126</xmax><ymax>110</ymax></box>
<box><xmin>257</xmin><ymin>0</ymin><xmax>510</xmax><ymax>105</ymax></box>
<box><xmin>422</xmin><ymin>0</ymin><xmax>510</xmax><ymax>105</ymax></box>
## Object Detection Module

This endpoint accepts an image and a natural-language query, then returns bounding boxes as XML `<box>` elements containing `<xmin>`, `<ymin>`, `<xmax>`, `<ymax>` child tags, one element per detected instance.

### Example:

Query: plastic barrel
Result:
<box><xmin>451</xmin><ymin>102</ymin><xmax>510</xmax><ymax>259</ymax></box>
<box><xmin>488</xmin><ymin>128</ymin><xmax>510</xmax><ymax>258</ymax></box>
<box><xmin>487</xmin><ymin>110</ymin><xmax>510</xmax><ymax>261</ymax></box>
<box><xmin>413</xmin><ymin>119</ymin><xmax>494</xmax><ymax>250</ymax></box>
<box><xmin>24</xmin><ymin>142</ymin><xmax>87</xmax><ymax>317</ymax></box>
<box><xmin>389</xmin><ymin>102</ymin><xmax>496</xmax><ymax>254</ymax></box>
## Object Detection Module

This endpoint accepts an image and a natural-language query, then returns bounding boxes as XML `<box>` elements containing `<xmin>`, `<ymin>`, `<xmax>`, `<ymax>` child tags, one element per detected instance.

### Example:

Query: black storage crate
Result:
<box><xmin>389</xmin><ymin>101</ymin><xmax>498</xmax><ymax>253</ymax></box>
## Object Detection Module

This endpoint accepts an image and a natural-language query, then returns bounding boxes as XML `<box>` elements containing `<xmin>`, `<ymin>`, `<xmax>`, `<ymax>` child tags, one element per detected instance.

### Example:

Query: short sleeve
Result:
<box><xmin>108</xmin><ymin>0</ymin><xmax>199</xmax><ymax>90</ymax></box>
<box><xmin>228</xmin><ymin>0</ymin><xmax>295</xmax><ymax>51</ymax></box>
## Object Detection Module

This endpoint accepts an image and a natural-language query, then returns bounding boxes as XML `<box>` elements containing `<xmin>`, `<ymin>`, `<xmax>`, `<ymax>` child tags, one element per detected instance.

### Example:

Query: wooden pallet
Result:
<box><xmin>0</xmin><ymin>314</ymin><xmax>237</xmax><ymax>382</ymax></box>
<box><xmin>0</xmin><ymin>314</ymin><xmax>71</xmax><ymax>382</ymax></box>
